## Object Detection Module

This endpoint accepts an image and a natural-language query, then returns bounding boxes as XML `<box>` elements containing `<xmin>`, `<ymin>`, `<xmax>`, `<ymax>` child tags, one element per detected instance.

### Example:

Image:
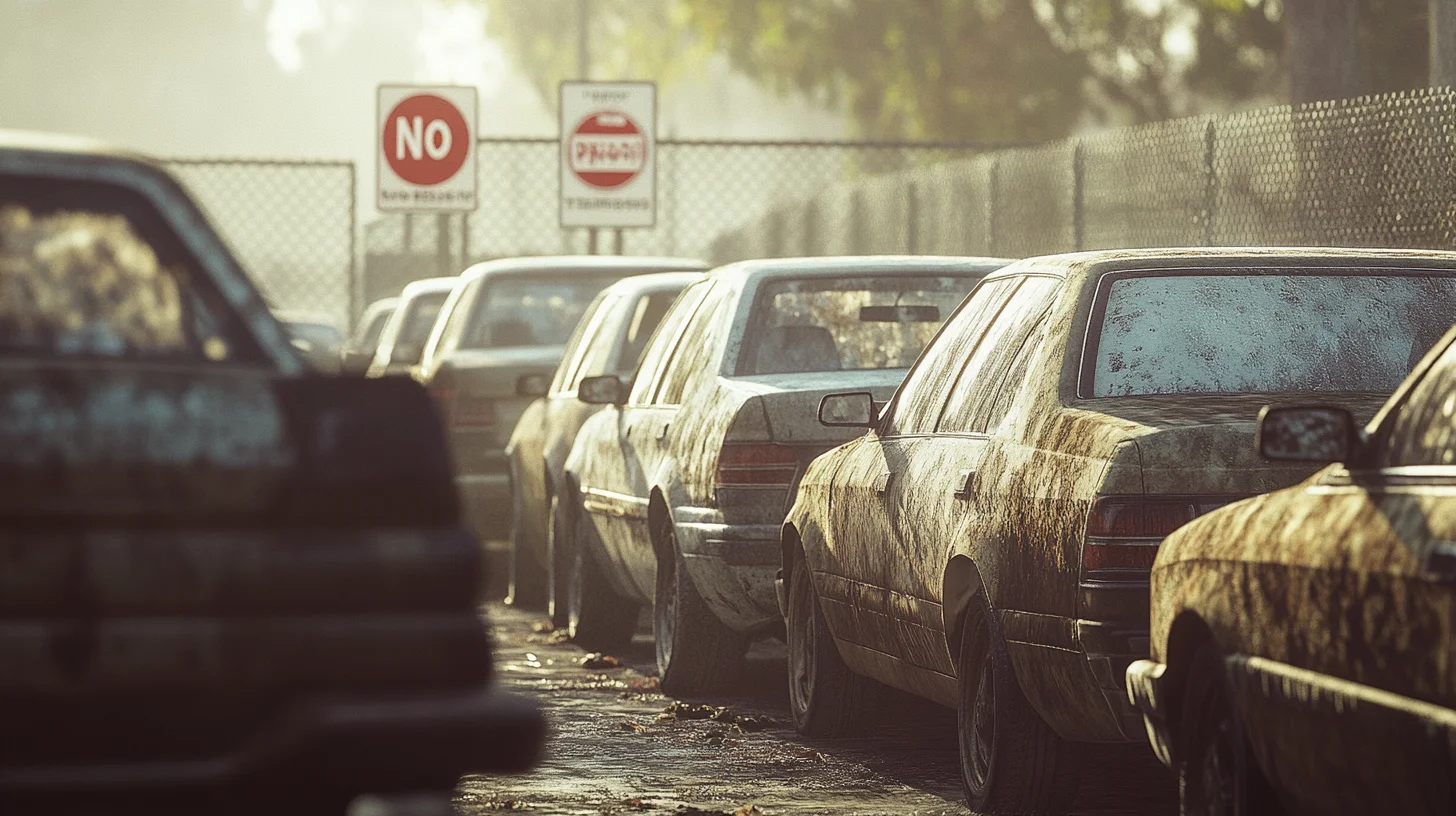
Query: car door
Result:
<box><xmin>822</xmin><ymin>278</ymin><xmax>1020</xmax><ymax>659</ymax></box>
<box><xmin>891</xmin><ymin>276</ymin><xmax>1061</xmax><ymax>676</ymax></box>
<box><xmin>582</xmin><ymin>281</ymin><xmax>714</xmax><ymax>600</ymax></box>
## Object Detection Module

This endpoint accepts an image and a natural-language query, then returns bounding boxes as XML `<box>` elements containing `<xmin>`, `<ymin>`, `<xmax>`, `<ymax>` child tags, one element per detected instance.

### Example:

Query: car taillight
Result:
<box><xmin>1081</xmin><ymin>496</ymin><xmax>1201</xmax><ymax>580</ymax></box>
<box><xmin>452</xmin><ymin>393</ymin><xmax>496</xmax><ymax>429</ymax></box>
<box><xmin>715</xmin><ymin>443</ymin><xmax>798</xmax><ymax>487</ymax></box>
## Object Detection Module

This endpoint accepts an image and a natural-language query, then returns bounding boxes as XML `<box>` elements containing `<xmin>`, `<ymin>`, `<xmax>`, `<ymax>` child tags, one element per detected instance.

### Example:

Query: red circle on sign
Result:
<box><xmin>568</xmin><ymin>111</ymin><xmax>647</xmax><ymax>189</ymax></box>
<box><xmin>383</xmin><ymin>94</ymin><xmax>470</xmax><ymax>186</ymax></box>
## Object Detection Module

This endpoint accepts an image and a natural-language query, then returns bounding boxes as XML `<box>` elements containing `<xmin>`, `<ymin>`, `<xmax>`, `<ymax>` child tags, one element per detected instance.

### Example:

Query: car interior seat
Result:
<box><xmin>753</xmin><ymin>325</ymin><xmax>842</xmax><ymax>374</ymax></box>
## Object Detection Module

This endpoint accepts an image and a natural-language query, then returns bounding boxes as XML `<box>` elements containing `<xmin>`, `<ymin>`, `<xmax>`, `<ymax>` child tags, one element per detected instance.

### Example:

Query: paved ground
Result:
<box><xmin>450</xmin><ymin>602</ymin><xmax>1177</xmax><ymax>816</ymax></box>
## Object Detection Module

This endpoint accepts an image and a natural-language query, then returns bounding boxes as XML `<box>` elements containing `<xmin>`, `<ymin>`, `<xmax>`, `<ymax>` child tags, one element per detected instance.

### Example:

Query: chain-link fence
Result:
<box><xmin>360</xmin><ymin>139</ymin><xmax>986</xmax><ymax>307</ymax></box>
<box><xmin>711</xmin><ymin>87</ymin><xmax>1456</xmax><ymax>263</ymax></box>
<box><xmin>165</xmin><ymin>158</ymin><xmax>358</xmax><ymax>331</ymax></box>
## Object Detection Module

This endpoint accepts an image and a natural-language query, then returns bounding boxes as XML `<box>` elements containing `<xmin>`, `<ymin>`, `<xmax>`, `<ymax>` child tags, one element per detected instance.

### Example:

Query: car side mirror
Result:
<box><xmin>393</xmin><ymin>341</ymin><xmax>423</xmax><ymax>366</ymax></box>
<box><xmin>578</xmin><ymin>374</ymin><xmax>626</xmax><ymax>406</ymax></box>
<box><xmin>517</xmin><ymin>373</ymin><xmax>551</xmax><ymax>398</ymax></box>
<box><xmin>1256</xmin><ymin>405</ymin><xmax>1359</xmax><ymax>463</ymax></box>
<box><xmin>819</xmin><ymin>392</ymin><xmax>876</xmax><ymax>428</ymax></box>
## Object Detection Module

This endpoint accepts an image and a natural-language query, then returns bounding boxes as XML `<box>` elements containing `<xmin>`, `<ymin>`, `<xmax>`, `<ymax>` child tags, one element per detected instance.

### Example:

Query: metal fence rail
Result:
<box><xmin>164</xmin><ymin>158</ymin><xmax>358</xmax><ymax>330</ymax></box>
<box><xmin>709</xmin><ymin>87</ymin><xmax>1456</xmax><ymax>264</ymax></box>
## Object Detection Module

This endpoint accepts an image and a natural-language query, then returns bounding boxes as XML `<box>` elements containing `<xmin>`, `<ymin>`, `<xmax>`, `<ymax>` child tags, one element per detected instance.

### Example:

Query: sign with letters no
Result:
<box><xmin>377</xmin><ymin>84</ymin><xmax>478</xmax><ymax>213</ymax></box>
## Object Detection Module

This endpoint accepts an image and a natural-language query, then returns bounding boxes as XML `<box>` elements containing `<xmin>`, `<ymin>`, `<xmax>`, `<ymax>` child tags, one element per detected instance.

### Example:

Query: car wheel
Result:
<box><xmin>506</xmin><ymin>459</ymin><xmax>546</xmax><ymax>609</ymax></box>
<box><xmin>653</xmin><ymin>519</ymin><xmax>746</xmax><ymax>696</ymax></box>
<box><xmin>786</xmin><ymin>553</ymin><xmax>880</xmax><ymax>736</ymax></box>
<box><xmin>1179</xmin><ymin>644</ymin><xmax>1284</xmax><ymax>816</ymax></box>
<box><xmin>958</xmin><ymin>597</ymin><xmax>1077</xmax><ymax>815</ymax></box>
<box><xmin>568</xmin><ymin>498</ymin><xmax>640</xmax><ymax>651</ymax></box>
<box><xmin>546</xmin><ymin>493</ymin><xmax>573</xmax><ymax>630</ymax></box>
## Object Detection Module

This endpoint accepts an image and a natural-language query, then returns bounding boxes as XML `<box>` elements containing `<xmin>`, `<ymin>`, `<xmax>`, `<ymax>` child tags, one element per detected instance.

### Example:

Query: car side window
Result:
<box><xmin>628</xmin><ymin>281</ymin><xmax>713</xmax><ymax>405</ymax></box>
<box><xmin>1382</xmin><ymin>338</ymin><xmax>1456</xmax><ymax>467</ymax></box>
<box><xmin>423</xmin><ymin>277</ymin><xmax>477</xmax><ymax>367</ymax></box>
<box><xmin>937</xmin><ymin>278</ymin><xmax>1059</xmax><ymax>434</ymax></box>
<box><xmin>653</xmin><ymin>283</ymin><xmax>733</xmax><ymax>407</ymax></box>
<box><xmin>0</xmin><ymin>181</ymin><xmax>247</xmax><ymax>363</ymax></box>
<box><xmin>882</xmin><ymin>278</ymin><xmax>1019</xmax><ymax>436</ymax></box>
<box><xmin>357</xmin><ymin>309</ymin><xmax>392</xmax><ymax>350</ymax></box>
<box><xmin>617</xmin><ymin>291</ymin><xmax>680</xmax><ymax>375</ymax></box>
<box><xmin>553</xmin><ymin>292</ymin><xmax>615</xmax><ymax>394</ymax></box>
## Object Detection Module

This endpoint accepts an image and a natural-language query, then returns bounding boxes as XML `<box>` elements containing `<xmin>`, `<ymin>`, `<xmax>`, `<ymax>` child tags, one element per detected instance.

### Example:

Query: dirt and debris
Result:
<box><xmin>582</xmin><ymin>652</ymin><xmax>625</xmax><ymax>669</ymax></box>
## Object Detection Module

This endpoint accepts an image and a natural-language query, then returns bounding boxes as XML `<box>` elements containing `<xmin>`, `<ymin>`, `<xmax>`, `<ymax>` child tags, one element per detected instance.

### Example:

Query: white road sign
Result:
<box><xmin>377</xmin><ymin>84</ymin><xmax>477</xmax><ymax>212</ymax></box>
<box><xmin>560</xmin><ymin>81</ymin><xmax>656</xmax><ymax>228</ymax></box>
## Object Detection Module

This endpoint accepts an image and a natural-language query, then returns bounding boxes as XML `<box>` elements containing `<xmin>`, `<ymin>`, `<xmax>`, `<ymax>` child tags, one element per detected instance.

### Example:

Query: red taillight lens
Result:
<box><xmin>1085</xmin><ymin>497</ymin><xmax>1198</xmax><ymax>539</ymax></box>
<box><xmin>452</xmin><ymin>393</ymin><xmax>496</xmax><ymax>429</ymax></box>
<box><xmin>1082</xmin><ymin>541</ymin><xmax>1162</xmax><ymax>573</ymax></box>
<box><xmin>715</xmin><ymin>443</ymin><xmax>798</xmax><ymax>487</ymax></box>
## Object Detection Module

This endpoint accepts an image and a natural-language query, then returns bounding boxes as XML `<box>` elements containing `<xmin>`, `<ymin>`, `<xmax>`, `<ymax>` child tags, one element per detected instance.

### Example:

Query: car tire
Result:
<box><xmin>546</xmin><ymin>492</ymin><xmax>573</xmax><ymax>630</ymax></box>
<box><xmin>1178</xmin><ymin>643</ymin><xmax>1284</xmax><ymax>816</ymax></box>
<box><xmin>958</xmin><ymin>597</ymin><xmax>1077</xmax><ymax>815</ymax></box>
<box><xmin>786</xmin><ymin>554</ymin><xmax>880</xmax><ymax>737</ymax></box>
<box><xmin>506</xmin><ymin>459</ymin><xmax>547</xmax><ymax>609</ymax></box>
<box><xmin>568</xmin><ymin>498</ymin><xmax>640</xmax><ymax>651</ymax></box>
<box><xmin>653</xmin><ymin>519</ymin><xmax>746</xmax><ymax>696</ymax></box>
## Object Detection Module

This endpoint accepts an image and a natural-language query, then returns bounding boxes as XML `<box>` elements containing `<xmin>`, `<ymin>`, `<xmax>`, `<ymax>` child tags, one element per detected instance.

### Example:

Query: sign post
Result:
<box><xmin>377</xmin><ymin>84</ymin><xmax>478</xmax><ymax>213</ymax></box>
<box><xmin>560</xmin><ymin>81</ymin><xmax>657</xmax><ymax>232</ymax></box>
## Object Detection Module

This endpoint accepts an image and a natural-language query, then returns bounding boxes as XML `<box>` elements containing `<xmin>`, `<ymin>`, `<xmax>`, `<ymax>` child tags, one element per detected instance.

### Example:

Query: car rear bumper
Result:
<box><xmin>673</xmin><ymin>515</ymin><xmax>780</xmax><ymax>635</ymax></box>
<box><xmin>1078</xmin><ymin>619</ymin><xmax>1152</xmax><ymax>742</ymax></box>
<box><xmin>1125</xmin><ymin>659</ymin><xmax>1173</xmax><ymax>767</ymax></box>
<box><xmin>0</xmin><ymin>688</ymin><xmax>544</xmax><ymax>799</ymax></box>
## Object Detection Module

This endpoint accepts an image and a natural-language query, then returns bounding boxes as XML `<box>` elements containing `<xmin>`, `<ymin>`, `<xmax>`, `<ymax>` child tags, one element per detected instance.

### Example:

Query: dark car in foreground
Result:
<box><xmin>417</xmin><ymin>255</ymin><xmax>707</xmax><ymax>546</ymax></box>
<box><xmin>1129</xmin><ymin>324</ymin><xmax>1456</xmax><ymax>815</ymax></box>
<box><xmin>0</xmin><ymin>130</ymin><xmax>543</xmax><ymax>814</ymax></box>
<box><xmin>564</xmin><ymin>256</ymin><xmax>1006</xmax><ymax>691</ymax></box>
<box><xmin>787</xmin><ymin>248</ymin><xmax>1456</xmax><ymax>813</ymax></box>
<box><xmin>505</xmin><ymin>270</ymin><xmax>706</xmax><ymax>622</ymax></box>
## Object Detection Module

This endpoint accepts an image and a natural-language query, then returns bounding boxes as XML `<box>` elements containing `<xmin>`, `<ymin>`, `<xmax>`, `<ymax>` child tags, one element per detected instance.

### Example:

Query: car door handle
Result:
<box><xmin>954</xmin><ymin>469</ymin><xmax>976</xmax><ymax>499</ymax></box>
<box><xmin>874</xmin><ymin>471</ymin><xmax>893</xmax><ymax>496</ymax></box>
<box><xmin>657</xmin><ymin>423</ymin><xmax>671</xmax><ymax>441</ymax></box>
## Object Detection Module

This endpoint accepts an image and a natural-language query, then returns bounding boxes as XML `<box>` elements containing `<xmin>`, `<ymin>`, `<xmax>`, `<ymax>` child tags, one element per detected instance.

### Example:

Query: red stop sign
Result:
<box><xmin>383</xmin><ymin>94</ymin><xmax>470</xmax><ymax>186</ymax></box>
<box><xmin>568</xmin><ymin>111</ymin><xmax>647</xmax><ymax>189</ymax></box>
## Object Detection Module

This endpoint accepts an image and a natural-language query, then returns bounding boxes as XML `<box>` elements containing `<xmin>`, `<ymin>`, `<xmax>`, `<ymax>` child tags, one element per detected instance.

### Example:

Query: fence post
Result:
<box><xmin>1203</xmin><ymin>119</ymin><xmax>1217</xmax><ymax>246</ymax></box>
<box><xmin>436</xmin><ymin>213</ymin><xmax>450</xmax><ymax>276</ymax></box>
<box><xmin>906</xmin><ymin>180</ymin><xmax>920</xmax><ymax>255</ymax></box>
<box><xmin>989</xmin><ymin>157</ymin><xmax>1001</xmax><ymax>256</ymax></box>
<box><xmin>1072</xmin><ymin>141</ymin><xmax>1085</xmax><ymax>252</ymax></box>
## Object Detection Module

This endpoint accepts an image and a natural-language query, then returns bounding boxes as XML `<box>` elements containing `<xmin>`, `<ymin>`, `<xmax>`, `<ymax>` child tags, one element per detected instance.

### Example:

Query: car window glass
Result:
<box><xmin>424</xmin><ymin>276</ymin><xmax>477</xmax><ymax>366</ymax></box>
<box><xmin>617</xmin><ymin>291</ymin><xmax>681</xmax><ymax>375</ymax></box>
<box><xmin>553</xmin><ymin>292</ymin><xmax>613</xmax><ymax>393</ymax></box>
<box><xmin>983</xmin><ymin>320</ymin><xmax>1048</xmax><ymax>433</ymax></box>
<box><xmin>0</xmin><ymin>184</ymin><xmax>241</xmax><ymax>362</ymax></box>
<box><xmin>391</xmin><ymin>290</ymin><xmax>450</xmax><ymax>365</ymax></box>
<box><xmin>654</xmin><ymin>283</ymin><xmax>732</xmax><ymax>406</ymax></box>
<box><xmin>629</xmin><ymin>281</ymin><xmax>712</xmax><ymax>405</ymax></box>
<box><xmin>1383</xmin><ymin>338</ymin><xmax>1456</xmax><ymax>467</ymax></box>
<box><xmin>562</xmin><ymin>294</ymin><xmax>620</xmax><ymax>391</ymax></box>
<box><xmin>938</xmin><ymin>278</ymin><xmax>1058</xmax><ymax>434</ymax></box>
<box><xmin>358</xmin><ymin>308</ymin><xmax>392</xmax><ymax>350</ymax></box>
<box><xmin>883</xmin><ymin>278</ymin><xmax>1019</xmax><ymax>436</ymax></box>
<box><xmin>460</xmin><ymin>275</ymin><xmax>616</xmax><ymax>350</ymax></box>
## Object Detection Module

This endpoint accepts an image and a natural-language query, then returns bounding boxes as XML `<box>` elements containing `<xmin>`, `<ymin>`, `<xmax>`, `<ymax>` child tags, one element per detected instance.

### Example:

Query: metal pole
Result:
<box><xmin>613</xmin><ymin>228</ymin><xmax>623</xmax><ymax>255</ymax></box>
<box><xmin>578</xmin><ymin>0</ymin><xmax>599</xmax><ymax>255</ymax></box>
<box><xmin>437</xmin><ymin>212</ymin><xmax>450</xmax><ymax>276</ymax></box>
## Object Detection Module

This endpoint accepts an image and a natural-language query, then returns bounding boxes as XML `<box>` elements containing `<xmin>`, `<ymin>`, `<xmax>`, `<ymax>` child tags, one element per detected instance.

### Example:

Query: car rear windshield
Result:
<box><xmin>399</xmin><ymin>291</ymin><xmax>450</xmax><ymax>347</ymax></box>
<box><xmin>460</xmin><ymin>275</ymin><xmax>615</xmax><ymax>349</ymax></box>
<box><xmin>737</xmin><ymin>275</ymin><xmax>979</xmax><ymax>375</ymax></box>
<box><xmin>1085</xmin><ymin>270</ymin><xmax>1456</xmax><ymax>397</ymax></box>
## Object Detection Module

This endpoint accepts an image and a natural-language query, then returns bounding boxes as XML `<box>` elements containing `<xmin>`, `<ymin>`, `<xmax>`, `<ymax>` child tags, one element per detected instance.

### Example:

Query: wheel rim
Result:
<box><xmin>654</xmin><ymin>529</ymin><xmax>677</xmax><ymax>673</ymax></box>
<box><xmin>786</xmin><ymin>568</ymin><xmax>816</xmax><ymax>719</ymax></box>
<box><xmin>1192</xmin><ymin>714</ymin><xmax>1241</xmax><ymax>816</ymax></box>
<box><xmin>960</xmin><ymin>617</ymin><xmax>995</xmax><ymax>796</ymax></box>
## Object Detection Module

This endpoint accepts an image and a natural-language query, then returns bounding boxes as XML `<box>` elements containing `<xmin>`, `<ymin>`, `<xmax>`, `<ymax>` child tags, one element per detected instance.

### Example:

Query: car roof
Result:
<box><xmin>708</xmin><ymin>255</ymin><xmax>1015</xmax><ymax>285</ymax></box>
<box><xmin>398</xmin><ymin>276</ymin><xmax>460</xmax><ymax>298</ymax></box>
<box><xmin>999</xmin><ymin>246</ymin><xmax>1456</xmax><ymax>280</ymax></box>
<box><xmin>458</xmin><ymin>255</ymin><xmax>710</xmax><ymax>283</ymax></box>
<box><xmin>599</xmin><ymin>270</ymin><xmax>707</xmax><ymax>297</ymax></box>
<box><xmin>362</xmin><ymin>296</ymin><xmax>399</xmax><ymax>314</ymax></box>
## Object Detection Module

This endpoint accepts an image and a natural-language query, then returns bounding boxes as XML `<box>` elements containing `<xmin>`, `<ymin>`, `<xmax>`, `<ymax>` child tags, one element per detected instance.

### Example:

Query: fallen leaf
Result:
<box><xmin>582</xmin><ymin>652</ymin><xmax>623</xmax><ymax>669</ymax></box>
<box><xmin>734</xmin><ymin>807</ymin><xmax>764</xmax><ymax>816</ymax></box>
<box><xmin>530</xmin><ymin>621</ymin><xmax>555</xmax><ymax>634</ymax></box>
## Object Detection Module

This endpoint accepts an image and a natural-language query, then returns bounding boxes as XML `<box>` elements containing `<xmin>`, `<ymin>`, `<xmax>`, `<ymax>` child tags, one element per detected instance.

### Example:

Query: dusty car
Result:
<box><xmin>1127</xmin><ymin>323</ymin><xmax>1456</xmax><ymax>815</ymax></box>
<box><xmin>366</xmin><ymin>276</ymin><xmax>457</xmax><ymax>378</ymax></box>
<box><xmin>504</xmin><ymin>270</ymin><xmax>707</xmax><ymax>621</ymax></box>
<box><xmin>786</xmin><ymin>248</ymin><xmax>1456</xmax><ymax>813</ymax></box>
<box><xmin>339</xmin><ymin>295</ymin><xmax>397</xmax><ymax>374</ymax></box>
<box><xmin>417</xmin><ymin>256</ymin><xmax>706</xmax><ymax>545</ymax></box>
<box><xmin>0</xmin><ymin>131</ymin><xmax>544</xmax><ymax>813</ymax></box>
<box><xmin>562</xmin><ymin>256</ymin><xmax>1007</xmax><ymax>689</ymax></box>
<box><xmin>275</xmin><ymin>310</ymin><xmax>345</xmax><ymax>374</ymax></box>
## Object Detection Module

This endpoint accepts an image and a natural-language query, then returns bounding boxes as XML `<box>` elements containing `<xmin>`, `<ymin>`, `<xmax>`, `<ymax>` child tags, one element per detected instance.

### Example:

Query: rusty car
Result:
<box><xmin>786</xmin><ymin>247</ymin><xmax>1456</xmax><ymax>813</ymax></box>
<box><xmin>416</xmin><ymin>256</ymin><xmax>707</xmax><ymax>547</ymax></box>
<box><xmin>0</xmin><ymin>130</ymin><xmax>544</xmax><ymax>813</ymax></box>
<box><xmin>504</xmin><ymin>270</ymin><xmax>707</xmax><ymax>625</ymax></box>
<box><xmin>365</xmin><ymin>275</ymin><xmax>457</xmax><ymax>378</ymax></box>
<box><xmin>338</xmin><ymin>295</ymin><xmax>397</xmax><ymax>374</ymax></box>
<box><xmin>1127</xmin><ymin>324</ymin><xmax>1456</xmax><ymax>815</ymax></box>
<box><xmin>561</xmin><ymin>256</ymin><xmax>1009</xmax><ymax>690</ymax></box>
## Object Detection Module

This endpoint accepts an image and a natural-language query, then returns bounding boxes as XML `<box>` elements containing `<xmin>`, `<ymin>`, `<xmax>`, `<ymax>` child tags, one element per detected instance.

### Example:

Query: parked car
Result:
<box><xmin>505</xmin><ymin>270</ymin><xmax>708</xmax><ymax>623</ymax></box>
<box><xmin>787</xmin><ymin>248</ymin><xmax>1456</xmax><ymax>813</ymax></box>
<box><xmin>0</xmin><ymin>130</ymin><xmax>544</xmax><ymax>814</ymax></box>
<box><xmin>417</xmin><ymin>256</ymin><xmax>707</xmax><ymax>547</ymax></box>
<box><xmin>1128</xmin><ymin>324</ymin><xmax>1456</xmax><ymax>815</ymax></box>
<box><xmin>366</xmin><ymin>276</ymin><xmax>458</xmax><ymax>378</ymax></box>
<box><xmin>562</xmin><ymin>256</ymin><xmax>1008</xmax><ymax>690</ymax></box>
<box><xmin>275</xmin><ymin>310</ymin><xmax>344</xmax><ymax>374</ymax></box>
<box><xmin>340</xmin><ymin>296</ymin><xmax>398</xmax><ymax>374</ymax></box>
